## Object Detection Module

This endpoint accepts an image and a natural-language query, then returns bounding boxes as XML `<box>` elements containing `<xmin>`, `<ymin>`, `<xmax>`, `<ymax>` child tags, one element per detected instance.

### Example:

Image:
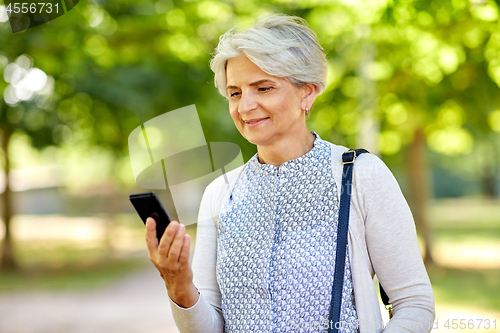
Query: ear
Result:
<box><xmin>300</xmin><ymin>83</ymin><xmax>319</xmax><ymax>110</ymax></box>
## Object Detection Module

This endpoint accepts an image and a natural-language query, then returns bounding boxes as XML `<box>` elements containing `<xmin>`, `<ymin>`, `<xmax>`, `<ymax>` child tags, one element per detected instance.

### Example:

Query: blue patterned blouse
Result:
<box><xmin>216</xmin><ymin>132</ymin><xmax>359</xmax><ymax>332</ymax></box>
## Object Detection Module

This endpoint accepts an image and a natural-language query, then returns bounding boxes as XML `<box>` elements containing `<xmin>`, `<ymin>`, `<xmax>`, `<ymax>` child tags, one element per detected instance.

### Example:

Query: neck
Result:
<box><xmin>257</xmin><ymin>129</ymin><xmax>315</xmax><ymax>167</ymax></box>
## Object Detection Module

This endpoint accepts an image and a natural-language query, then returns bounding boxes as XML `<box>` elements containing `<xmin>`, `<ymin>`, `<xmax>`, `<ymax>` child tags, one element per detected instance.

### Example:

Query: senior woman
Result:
<box><xmin>146</xmin><ymin>14</ymin><xmax>435</xmax><ymax>333</ymax></box>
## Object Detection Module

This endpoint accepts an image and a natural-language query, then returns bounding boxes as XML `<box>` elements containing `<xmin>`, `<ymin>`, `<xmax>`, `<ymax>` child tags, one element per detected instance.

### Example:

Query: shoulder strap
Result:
<box><xmin>328</xmin><ymin>149</ymin><xmax>368</xmax><ymax>332</ymax></box>
<box><xmin>327</xmin><ymin>149</ymin><xmax>393</xmax><ymax>331</ymax></box>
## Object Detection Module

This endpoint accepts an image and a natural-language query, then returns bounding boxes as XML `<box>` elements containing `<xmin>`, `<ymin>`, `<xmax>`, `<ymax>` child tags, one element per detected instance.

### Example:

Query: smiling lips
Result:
<box><xmin>244</xmin><ymin>117</ymin><xmax>269</xmax><ymax>126</ymax></box>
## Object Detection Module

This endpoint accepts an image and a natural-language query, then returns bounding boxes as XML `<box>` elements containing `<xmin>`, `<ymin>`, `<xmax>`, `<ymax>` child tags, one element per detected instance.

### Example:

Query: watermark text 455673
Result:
<box><xmin>5</xmin><ymin>2</ymin><xmax>61</xmax><ymax>14</ymax></box>
<box><xmin>3</xmin><ymin>0</ymin><xmax>79</xmax><ymax>33</ymax></box>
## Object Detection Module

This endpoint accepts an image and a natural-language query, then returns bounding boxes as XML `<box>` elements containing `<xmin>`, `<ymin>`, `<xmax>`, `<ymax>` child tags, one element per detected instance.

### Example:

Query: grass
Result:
<box><xmin>427</xmin><ymin>199</ymin><xmax>500</xmax><ymax>315</ymax></box>
<box><xmin>429</xmin><ymin>265</ymin><xmax>500</xmax><ymax>313</ymax></box>
<box><xmin>0</xmin><ymin>213</ymin><xmax>197</xmax><ymax>292</ymax></box>
<box><xmin>0</xmin><ymin>257</ymin><xmax>149</xmax><ymax>291</ymax></box>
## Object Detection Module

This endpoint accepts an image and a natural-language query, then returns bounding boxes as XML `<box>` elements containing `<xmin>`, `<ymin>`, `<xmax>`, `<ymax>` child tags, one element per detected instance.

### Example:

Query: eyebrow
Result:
<box><xmin>226</xmin><ymin>79</ymin><xmax>276</xmax><ymax>91</ymax></box>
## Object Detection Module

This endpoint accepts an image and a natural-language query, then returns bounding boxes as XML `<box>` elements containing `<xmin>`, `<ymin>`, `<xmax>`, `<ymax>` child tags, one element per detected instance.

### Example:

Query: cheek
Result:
<box><xmin>229</xmin><ymin>105</ymin><xmax>237</xmax><ymax>119</ymax></box>
<box><xmin>228</xmin><ymin>105</ymin><xmax>242</xmax><ymax>126</ymax></box>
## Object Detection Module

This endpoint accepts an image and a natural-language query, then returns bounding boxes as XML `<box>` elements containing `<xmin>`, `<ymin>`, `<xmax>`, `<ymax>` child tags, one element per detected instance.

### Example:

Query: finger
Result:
<box><xmin>158</xmin><ymin>221</ymin><xmax>180</xmax><ymax>258</ymax></box>
<box><xmin>145</xmin><ymin>217</ymin><xmax>159</xmax><ymax>253</ymax></box>
<box><xmin>167</xmin><ymin>223</ymin><xmax>186</xmax><ymax>262</ymax></box>
<box><xmin>178</xmin><ymin>234</ymin><xmax>191</xmax><ymax>265</ymax></box>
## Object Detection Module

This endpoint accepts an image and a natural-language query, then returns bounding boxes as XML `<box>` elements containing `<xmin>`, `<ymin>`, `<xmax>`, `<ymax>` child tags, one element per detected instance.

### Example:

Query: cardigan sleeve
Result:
<box><xmin>357</xmin><ymin>154</ymin><xmax>435</xmax><ymax>333</ymax></box>
<box><xmin>169</xmin><ymin>180</ymin><xmax>224</xmax><ymax>333</ymax></box>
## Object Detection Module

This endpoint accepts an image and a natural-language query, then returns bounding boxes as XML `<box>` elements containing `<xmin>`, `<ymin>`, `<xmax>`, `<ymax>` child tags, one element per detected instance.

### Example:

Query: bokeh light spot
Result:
<box><xmin>386</xmin><ymin>103</ymin><xmax>408</xmax><ymax>126</ymax></box>
<box><xmin>144</xmin><ymin>126</ymin><xmax>164</xmax><ymax>150</ymax></box>
<box><xmin>488</xmin><ymin>110</ymin><xmax>500</xmax><ymax>132</ymax></box>
<box><xmin>379</xmin><ymin>131</ymin><xmax>402</xmax><ymax>155</ymax></box>
<box><xmin>428</xmin><ymin>127</ymin><xmax>473</xmax><ymax>155</ymax></box>
<box><xmin>471</xmin><ymin>1</ymin><xmax>499</xmax><ymax>22</ymax></box>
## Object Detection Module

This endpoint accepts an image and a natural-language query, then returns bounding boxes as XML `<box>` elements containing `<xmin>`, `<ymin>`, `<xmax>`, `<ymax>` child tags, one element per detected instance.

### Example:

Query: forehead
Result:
<box><xmin>226</xmin><ymin>55</ymin><xmax>279</xmax><ymax>86</ymax></box>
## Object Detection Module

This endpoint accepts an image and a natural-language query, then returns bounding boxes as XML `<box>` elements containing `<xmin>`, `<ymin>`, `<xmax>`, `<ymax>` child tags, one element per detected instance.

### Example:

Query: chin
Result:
<box><xmin>241</xmin><ymin>134</ymin><xmax>259</xmax><ymax>145</ymax></box>
<box><xmin>243</xmin><ymin>133</ymin><xmax>272</xmax><ymax>146</ymax></box>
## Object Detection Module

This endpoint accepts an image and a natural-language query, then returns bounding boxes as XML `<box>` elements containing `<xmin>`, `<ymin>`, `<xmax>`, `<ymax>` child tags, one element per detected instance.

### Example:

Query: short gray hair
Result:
<box><xmin>210</xmin><ymin>14</ymin><xmax>328</xmax><ymax>98</ymax></box>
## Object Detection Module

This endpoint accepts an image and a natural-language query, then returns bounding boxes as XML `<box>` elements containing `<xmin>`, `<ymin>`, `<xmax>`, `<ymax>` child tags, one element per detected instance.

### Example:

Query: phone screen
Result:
<box><xmin>129</xmin><ymin>192</ymin><xmax>172</xmax><ymax>241</ymax></box>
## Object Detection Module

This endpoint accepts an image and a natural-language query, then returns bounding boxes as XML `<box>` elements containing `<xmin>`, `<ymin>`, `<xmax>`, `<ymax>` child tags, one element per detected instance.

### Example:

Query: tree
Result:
<box><xmin>0</xmin><ymin>53</ymin><xmax>59</xmax><ymax>269</ymax></box>
<box><xmin>0</xmin><ymin>0</ymin><xmax>250</xmax><ymax>268</ymax></box>
<box><xmin>2</xmin><ymin>0</ymin><xmax>500</xmax><ymax>269</ymax></box>
<box><xmin>305</xmin><ymin>0</ymin><xmax>500</xmax><ymax>264</ymax></box>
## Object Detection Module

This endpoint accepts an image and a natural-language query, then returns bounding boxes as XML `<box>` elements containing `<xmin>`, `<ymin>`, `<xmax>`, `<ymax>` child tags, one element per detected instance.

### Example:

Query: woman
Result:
<box><xmin>146</xmin><ymin>14</ymin><xmax>435</xmax><ymax>333</ymax></box>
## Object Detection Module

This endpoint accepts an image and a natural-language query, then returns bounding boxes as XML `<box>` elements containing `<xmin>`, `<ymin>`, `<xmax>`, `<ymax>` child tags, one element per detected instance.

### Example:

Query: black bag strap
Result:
<box><xmin>328</xmin><ymin>149</ymin><xmax>392</xmax><ymax>332</ymax></box>
<box><xmin>380</xmin><ymin>283</ymin><xmax>391</xmax><ymax>308</ymax></box>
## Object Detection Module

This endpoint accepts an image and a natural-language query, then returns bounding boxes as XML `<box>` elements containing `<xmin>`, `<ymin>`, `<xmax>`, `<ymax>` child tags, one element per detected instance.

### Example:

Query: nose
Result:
<box><xmin>238</xmin><ymin>90</ymin><xmax>258</xmax><ymax>114</ymax></box>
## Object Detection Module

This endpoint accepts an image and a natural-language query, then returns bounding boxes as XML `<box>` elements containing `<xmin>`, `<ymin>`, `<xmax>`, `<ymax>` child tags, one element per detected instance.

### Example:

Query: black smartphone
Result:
<box><xmin>129</xmin><ymin>192</ymin><xmax>172</xmax><ymax>241</ymax></box>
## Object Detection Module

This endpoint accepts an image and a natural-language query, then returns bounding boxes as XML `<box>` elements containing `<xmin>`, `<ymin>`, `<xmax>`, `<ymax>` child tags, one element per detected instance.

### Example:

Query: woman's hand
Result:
<box><xmin>146</xmin><ymin>217</ymin><xmax>199</xmax><ymax>308</ymax></box>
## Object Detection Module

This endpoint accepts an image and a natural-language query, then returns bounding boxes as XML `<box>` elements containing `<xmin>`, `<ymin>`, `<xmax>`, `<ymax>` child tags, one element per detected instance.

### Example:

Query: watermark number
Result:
<box><xmin>4</xmin><ymin>0</ymin><xmax>79</xmax><ymax>33</ymax></box>
<box><xmin>442</xmin><ymin>318</ymin><xmax>497</xmax><ymax>330</ymax></box>
<box><xmin>5</xmin><ymin>3</ymin><xmax>59</xmax><ymax>14</ymax></box>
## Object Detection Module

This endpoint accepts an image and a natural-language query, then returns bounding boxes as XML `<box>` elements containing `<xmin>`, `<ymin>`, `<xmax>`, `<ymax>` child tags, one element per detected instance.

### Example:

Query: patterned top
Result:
<box><xmin>216</xmin><ymin>132</ymin><xmax>359</xmax><ymax>333</ymax></box>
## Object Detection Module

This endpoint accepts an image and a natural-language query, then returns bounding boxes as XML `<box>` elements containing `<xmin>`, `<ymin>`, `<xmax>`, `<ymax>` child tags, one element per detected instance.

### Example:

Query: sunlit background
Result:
<box><xmin>1</xmin><ymin>0</ymin><xmax>500</xmax><ymax>332</ymax></box>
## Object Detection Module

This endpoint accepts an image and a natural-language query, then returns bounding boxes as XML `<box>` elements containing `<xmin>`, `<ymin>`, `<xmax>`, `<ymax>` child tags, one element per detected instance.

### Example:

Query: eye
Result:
<box><xmin>230</xmin><ymin>91</ymin><xmax>240</xmax><ymax>98</ymax></box>
<box><xmin>258</xmin><ymin>87</ymin><xmax>273</xmax><ymax>92</ymax></box>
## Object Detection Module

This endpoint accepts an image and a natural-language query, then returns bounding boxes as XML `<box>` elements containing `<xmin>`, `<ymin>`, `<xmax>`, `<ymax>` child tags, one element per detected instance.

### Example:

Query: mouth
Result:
<box><xmin>244</xmin><ymin>117</ymin><xmax>269</xmax><ymax>126</ymax></box>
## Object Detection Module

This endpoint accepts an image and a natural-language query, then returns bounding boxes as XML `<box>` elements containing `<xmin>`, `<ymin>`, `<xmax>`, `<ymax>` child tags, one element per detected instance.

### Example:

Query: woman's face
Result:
<box><xmin>226</xmin><ymin>55</ymin><xmax>310</xmax><ymax>147</ymax></box>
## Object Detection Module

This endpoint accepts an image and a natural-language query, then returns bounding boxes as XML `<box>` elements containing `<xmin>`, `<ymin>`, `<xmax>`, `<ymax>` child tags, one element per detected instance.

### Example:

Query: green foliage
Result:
<box><xmin>305</xmin><ymin>0</ymin><xmax>500</xmax><ymax>156</ymax></box>
<box><xmin>1</xmin><ymin>0</ymin><xmax>500</xmax><ymax>177</ymax></box>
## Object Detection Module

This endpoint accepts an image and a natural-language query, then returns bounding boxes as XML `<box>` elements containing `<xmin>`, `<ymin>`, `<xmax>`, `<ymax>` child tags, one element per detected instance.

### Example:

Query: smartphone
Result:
<box><xmin>129</xmin><ymin>192</ymin><xmax>172</xmax><ymax>241</ymax></box>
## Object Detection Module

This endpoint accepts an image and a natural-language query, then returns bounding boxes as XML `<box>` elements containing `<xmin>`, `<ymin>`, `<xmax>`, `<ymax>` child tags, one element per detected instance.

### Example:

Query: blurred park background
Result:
<box><xmin>0</xmin><ymin>0</ymin><xmax>500</xmax><ymax>332</ymax></box>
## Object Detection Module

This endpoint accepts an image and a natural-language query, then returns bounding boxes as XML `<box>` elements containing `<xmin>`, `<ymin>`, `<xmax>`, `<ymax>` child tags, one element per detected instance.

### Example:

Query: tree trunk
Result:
<box><xmin>406</xmin><ymin>127</ymin><xmax>434</xmax><ymax>266</ymax></box>
<box><xmin>482</xmin><ymin>166</ymin><xmax>498</xmax><ymax>199</ymax></box>
<box><xmin>1</xmin><ymin>126</ymin><xmax>18</xmax><ymax>270</ymax></box>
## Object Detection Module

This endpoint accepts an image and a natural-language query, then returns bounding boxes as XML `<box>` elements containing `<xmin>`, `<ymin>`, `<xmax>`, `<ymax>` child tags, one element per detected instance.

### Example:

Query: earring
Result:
<box><xmin>305</xmin><ymin>106</ymin><xmax>310</xmax><ymax>115</ymax></box>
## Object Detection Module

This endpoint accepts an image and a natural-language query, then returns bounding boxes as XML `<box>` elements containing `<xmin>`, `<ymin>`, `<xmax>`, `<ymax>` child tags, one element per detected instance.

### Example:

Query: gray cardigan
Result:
<box><xmin>169</xmin><ymin>142</ymin><xmax>435</xmax><ymax>333</ymax></box>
